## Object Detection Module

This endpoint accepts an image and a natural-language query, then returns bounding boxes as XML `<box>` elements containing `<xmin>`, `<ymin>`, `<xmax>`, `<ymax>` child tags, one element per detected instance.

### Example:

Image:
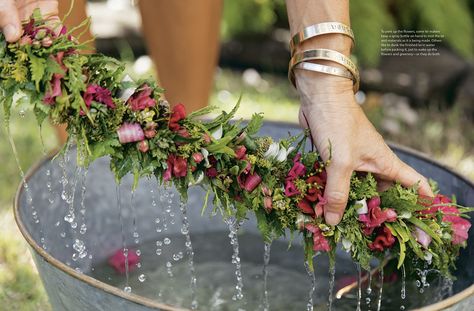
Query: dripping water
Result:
<box><xmin>39</xmin><ymin>125</ymin><xmax>54</xmax><ymax>205</ymax></box>
<box><xmin>327</xmin><ymin>263</ymin><xmax>336</xmax><ymax>311</ymax></box>
<box><xmin>226</xmin><ymin>217</ymin><xmax>244</xmax><ymax>302</ymax></box>
<box><xmin>366</xmin><ymin>268</ymin><xmax>372</xmax><ymax>309</ymax></box>
<box><xmin>400</xmin><ymin>264</ymin><xmax>406</xmax><ymax>310</ymax></box>
<box><xmin>79</xmin><ymin>168</ymin><xmax>88</xmax><ymax>236</ymax></box>
<box><xmin>356</xmin><ymin>263</ymin><xmax>362</xmax><ymax>311</ymax></box>
<box><xmin>376</xmin><ymin>263</ymin><xmax>384</xmax><ymax>311</ymax></box>
<box><xmin>180</xmin><ymin>201</ymin><xmax>198</xmax><ymax>310</ymax></box>
<box><xmin>116</xmin><ymin>184</ymin><xmax>131</xmax><ymax>293</ymax></box>
<box><xmin>129</xmin><ymin>189</ymin><xmax>144</xmax><ymax>282</ymax></box>
<box><xmin>5</xmin><ymin>124</ymin><xmax>46</xmax><ymax>249</ymax></box>
<box><xmin>304</xmin><ymin>261</ymin><xmax>316</xmax><ymax>311</ymax></box>
<box><xmin>262</xmin><ymin>241</ymin><xmax>272</xmax><ymax>311</ymax></box>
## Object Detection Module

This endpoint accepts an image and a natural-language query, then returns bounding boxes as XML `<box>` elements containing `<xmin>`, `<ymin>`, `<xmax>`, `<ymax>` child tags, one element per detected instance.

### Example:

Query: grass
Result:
<box><xmin>0</xmin><ymin>68</ymin><xmax>472</xmax><ymax>309</ymax></box>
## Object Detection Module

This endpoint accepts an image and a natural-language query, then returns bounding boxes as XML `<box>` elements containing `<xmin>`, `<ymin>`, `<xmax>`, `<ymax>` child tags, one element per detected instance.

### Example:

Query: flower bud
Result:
<box><xmin>32</xmin><ymin>40</ymin><xmax>42</xmax><ymax>49</ymax></box>
<box><xmin>137</xmin><ymin>140</ymin><xmax>149</xmax><ymax>153</ymax></box>
<box><xmin>144</xmin><ymin>129</ymin><xmax>157</xmax><ymax>139</ymax></box>
<box><xmin>41</xmin><ymin>37</ymin><xmax>53</xmax><ymax>48</ymax></box>
<box><xmin>192</xmin><ymin>152</ymin><xmax>204</xmax><ymax>163</ymax></box>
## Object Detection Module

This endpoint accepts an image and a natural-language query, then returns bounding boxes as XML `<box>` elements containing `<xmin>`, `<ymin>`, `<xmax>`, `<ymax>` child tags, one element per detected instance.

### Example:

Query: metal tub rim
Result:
<box><xmin>12</xmin><ymin>124</ymin><xmax>474</xmax><ymax>311</ymax></box>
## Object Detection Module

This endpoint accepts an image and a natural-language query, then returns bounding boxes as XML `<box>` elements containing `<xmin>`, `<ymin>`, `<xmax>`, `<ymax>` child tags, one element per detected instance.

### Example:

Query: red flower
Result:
<box><xmin>164</xmin><ymin>155</ymin><xmax>188</xmax><ymax>181</ymax></box>
<box><xmin>128</xmin><ymin>84</ymin><xmax>156</xmax><ymax>111</ymax></box>
<box><xmin>368</xmin><ymin>226</ymin><xmax>396</xmax><ymax>252</ymax></box>
<box><xmin>235</xmin><ymin>145</ymin><xmax>247</xmax><ymax>160</ymax></box>
<box><xmin>240</xmin><ymin>172</ymin><xmax>262</xmax><ymax>192</ymax></box>
<box><xmin>169</xmin><ymin>103</ymin><xmax>186</xmax><ymax>131</ymax></box>
<box><xmin>359</xmin><ymin>196</ymin><xmax>397</xmax><ymax>235</ymax></box>
<box><xmin>192</xmin><ymin>153</ymin><xmax>204</xmax><ymax>163</ymax></box>
<box><xmin>305</xmin><ymin>224</ymin><xmax>331</xmax><ymax>252</ymax></box>
<box><xmin>298</xmin><ymin>199</ymin><xmax>315</xmax><ymax>216</ymax></box>
<box><xmin>305</xmin><ymin>175</ymin><xmax>323</xmax><ymax>202</ymax></box>
<box><xmin>206</xmin><ymin>167</ymin><xmax>218</xmax><ymax>178</ymax></box>
<box><xmin>108</xmin><ymin>248</ymin><xmax>140</xmax><ymax>275</ymax></box>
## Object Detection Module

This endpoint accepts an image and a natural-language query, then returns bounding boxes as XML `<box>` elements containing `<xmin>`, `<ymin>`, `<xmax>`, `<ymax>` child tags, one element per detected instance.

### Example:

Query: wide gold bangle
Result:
<box><xmin>290</xmin><ymin>22</ymin><xmax>355</xmax><ymax>55</ymax></box>
<box><xmin>289</xmin><ymin>48</ymin><xmax>360</xmax><ymax>92</ymax></box>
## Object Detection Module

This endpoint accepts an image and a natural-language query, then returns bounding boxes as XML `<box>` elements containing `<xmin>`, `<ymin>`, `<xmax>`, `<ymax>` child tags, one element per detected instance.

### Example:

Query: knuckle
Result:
<box><xmin>331</xmin><ymin>156</ymin><xmax>352</xmax><ymax>171</ymax></box>
<box><xmin>326</xmin><ymin>191</ymin><xmax>347</xmax><ymax>206</ymax></box>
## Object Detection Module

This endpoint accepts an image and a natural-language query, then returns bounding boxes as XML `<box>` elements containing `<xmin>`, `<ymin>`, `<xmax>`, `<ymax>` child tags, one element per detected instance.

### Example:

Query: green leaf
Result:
<box><xmin>246</xmin><ymin>113</ymin><xmax>264</xmax><ymax>136</ymax></box>
<box><xmin>29</xmin><ymin>54</ymin><xmax>46</xmax><ymax>91</ymax></box>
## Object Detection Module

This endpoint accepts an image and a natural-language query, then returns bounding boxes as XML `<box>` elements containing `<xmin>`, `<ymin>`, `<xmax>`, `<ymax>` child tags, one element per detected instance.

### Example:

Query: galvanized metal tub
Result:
<box><xmin>14</xmin><ymin>122</ymin><xmax>474</xmax><ymax>310</ymax></box>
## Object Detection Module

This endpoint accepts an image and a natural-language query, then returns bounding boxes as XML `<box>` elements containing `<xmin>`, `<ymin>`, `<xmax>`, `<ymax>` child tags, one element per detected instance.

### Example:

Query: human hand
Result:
<box><xmin>296</xmin><ymin>71</ymin><xmax>434</xmax><ymax>225</ymax></box>
<box><xmin>0</xmin><ymin>0</ymin><xmax>59</xmax><ymax>42</ymax></box>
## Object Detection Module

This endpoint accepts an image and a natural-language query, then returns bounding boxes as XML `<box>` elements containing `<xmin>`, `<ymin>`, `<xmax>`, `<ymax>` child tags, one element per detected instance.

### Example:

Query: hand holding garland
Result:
<box><xmin>0</xmin><ymin>11</ymin><xmax>472</xmax><ymax>276</ymax></box>
<box><xmin>285</xmin><ymin>0</ymin><xmax>433</xmax><ymax>227</ymax></box>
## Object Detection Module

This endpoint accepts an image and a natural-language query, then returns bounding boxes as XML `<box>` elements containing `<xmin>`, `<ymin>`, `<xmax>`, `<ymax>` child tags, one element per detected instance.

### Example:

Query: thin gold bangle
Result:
<box><xmin>290</xmin><ymin>22</ymin><xmax>355</xmax><ymax>55</ymax></box>
<box><xmin>289</xmin><ymin>48</ymin><xmax>360</xmax><ymax>92</ymax></box>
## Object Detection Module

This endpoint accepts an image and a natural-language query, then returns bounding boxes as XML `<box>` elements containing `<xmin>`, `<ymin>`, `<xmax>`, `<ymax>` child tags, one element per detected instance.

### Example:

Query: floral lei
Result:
<box><xmin>1</xmin><ymin>11</ymin><xmax>472</xmax><ymax>276</ymax></box>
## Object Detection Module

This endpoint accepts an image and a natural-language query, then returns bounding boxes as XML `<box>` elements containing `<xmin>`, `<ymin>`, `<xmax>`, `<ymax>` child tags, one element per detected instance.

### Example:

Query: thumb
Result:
<box><xmin>323</xmin><ymin>161</ymin><xmax>352</xmax><ymax>225</ymax></box>
<box><xmin>0</xmin><ymin>0</ymin><xmax>21</xmax><ymax>42</ymax></box>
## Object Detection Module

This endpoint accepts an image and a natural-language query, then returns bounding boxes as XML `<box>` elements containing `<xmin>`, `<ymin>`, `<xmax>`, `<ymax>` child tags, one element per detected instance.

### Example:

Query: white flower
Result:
<box><xmin>264</xmin><ymin>142</ymin><xmax>280</xmax><ymax>159</ymax></box>
<box><xmin>424</xmin><ymin>251</ymin><xmax>433</xmax><ymax>264</ymax></box>
<box><xmin>119</xmin><ymin>75</ymin><xmax>137</xmax><ymax>102</ymax></box>
<box><xmin>201</xmin><ymin>148</ymin><xmax>210</xmax><ymax>168</ymax></box>
<box><xmin>276</xmin><ymin>146</ymin><xmax>295</xmax><ymax>162</ymax></box>
<box><xmin>399</xmin><ymin>211</ymin><xmax>412</xmax><ymax>219</ymax></box>
<box><xmin>188</xmin><ymin>172</ymin><xmax>204</xmax><ymax>186</ymax></box>
<box><xmin>342</xmin><ymin>238</ymin><xmax>352</xmax><ymax>252</ymax></box>
<box><xmin>211</xmin><ymin>125</ymin><xmax>223</xmax><ymax>140</ymax></box>
<box><xmin>355</xmin><ymin>199</ymin><xmax>368</xmax><ymax>215</ymax></box>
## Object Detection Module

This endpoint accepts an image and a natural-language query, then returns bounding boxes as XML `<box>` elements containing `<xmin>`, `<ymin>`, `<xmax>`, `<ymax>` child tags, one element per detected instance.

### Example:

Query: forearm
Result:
<box><xmin>285</xmin><ymin>0</ymin><xmax>352</xmax><ymax>55</ymax></box>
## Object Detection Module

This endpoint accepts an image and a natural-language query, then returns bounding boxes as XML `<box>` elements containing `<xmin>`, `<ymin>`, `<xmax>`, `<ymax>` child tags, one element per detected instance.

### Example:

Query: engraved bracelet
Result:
<box><xmin>289</xmin><ymin>48</ymin><xmax>360</xmax><ymax>92</ymax></box>
<box><xmin>290</xmin><ymin>22</ymin><xmax>355</xmax><ymax>55</ymax></box>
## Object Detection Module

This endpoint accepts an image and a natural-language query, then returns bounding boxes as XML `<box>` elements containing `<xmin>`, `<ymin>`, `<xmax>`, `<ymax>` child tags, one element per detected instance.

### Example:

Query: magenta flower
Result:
<box><xmin>128</xmin><ymin>85</ymin><xmax>156</xmax><ymax>111</ymax></box>
<box><xmin>286</xmin><ymin>153</ymin><xmax>306</xmax><ymax>181</ymax></box>
<box><xmin>43</xmin><ymin>74</ymin><xmax>62</xmax><ymax>105</ymax></box>
<box><xmin>284</xmin><ymin>180</ymin><xmax>300</xmax><ymax>197</ymax></box>
<box><xmin>164</xmin><ymin>154</ymin><xmax>188</xmax><ymax>181</ymax></box>
<box><xmin>83</xmin><ymin>84</ymin><xmax>115</xmax><ymax>113</ymax></box>
<box><xmin>108</xmin><ymin>248</ymin><xmax>140</xmax><ymax>275</ymax></box>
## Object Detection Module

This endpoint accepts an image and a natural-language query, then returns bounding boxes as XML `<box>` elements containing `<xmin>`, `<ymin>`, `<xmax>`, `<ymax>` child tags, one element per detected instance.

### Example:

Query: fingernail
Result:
<box><xmin>325</xmin><ymin>211</ymin><xmax>341</xmax><ymax>225</ymax></box>
<box><xmin>3</xmin><ymin>24</ymin><xmax>18</xmax><ymax>40</ymax></box>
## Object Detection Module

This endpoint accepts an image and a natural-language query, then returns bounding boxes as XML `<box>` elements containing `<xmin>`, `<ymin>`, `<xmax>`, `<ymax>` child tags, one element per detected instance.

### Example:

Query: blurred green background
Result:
<box><xmin>1</xmin><ymin>0</ymin><xmax>473</xmax><ymax>309</ymax></box>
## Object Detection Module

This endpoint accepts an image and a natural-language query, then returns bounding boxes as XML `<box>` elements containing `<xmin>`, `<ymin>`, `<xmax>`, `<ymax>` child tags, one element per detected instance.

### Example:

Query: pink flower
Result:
<box><xmin>242</xmin><ymin>173</ymin><xmax>262</xmax><ymax>192</ymax></box>
<box><xmin>108</xmin><ymin>248</ymin><xmax>140</xmax><ymax>275</ymax></box>
<box><xmin>137</xmin><ymin>140</ymin><xmax>149</xmax><ymax>153</ymax></box>
<box><xmin>144</xmin><ymin>129</ymin><xmax>157</xmax><ymax>139</ymax></box>
<box><xmin>117</xmin><ymin>123</ymin><xmax>145</xmax><ymax>144</ymax></box>
<box><xmin>264</xmin><ymin>197</ymin><xmax>273</xmax><ymax>213</ymax></box>
<box><xmin>305</xmin><ymin>224</ymin><xmax>330</xmax><ymax>252</ymax></box>
<box><xmin>315</xmin><ymin>194</ymin><xmax>327</xmax><ymax>218</ymax></box>
<box><xmin>359</xmin><ymin>196</ymin><xmax>397</xmax><ymax>235</ymax></box>
<box><xmin>169</xmin><ymin>103</ymin><xmax>186</xmax><ymax>131</ymax></box>
<box><xmin>419</xmin><ymin>194</ymin><xmax>471</xmax><ymax>245</ymax></box>
<box><xmin>192</xmin><ymin>153</ymin><xmax>204</xmax><ymax>163</ymax></box>
<box><xmin>128</xmin><ymin>85</ymin><xmax>156</xmax><ymax>111</ymax></box>
<box><xmin>235</xmin><ymin>146</ymin><xmax>247</xmax><ymax>160</ymax></box>
<box><xmin>368</xmin><ymin>226</ymin><xmax>396</xmax><ymax>252</ymax></box>
<box><xmin>164</xmin><ymin>154</ymin><xmax>188</xmax><ymax>181</ymax></box>
<box><xmin>413</xmin><ymin>226</ymin><xmax>432</xmax><ymax>249</ymax></box>
<box><xmin>43</xmin><ymin>74</ymin><xmax>62</xmax><ymax>105</ymax></box>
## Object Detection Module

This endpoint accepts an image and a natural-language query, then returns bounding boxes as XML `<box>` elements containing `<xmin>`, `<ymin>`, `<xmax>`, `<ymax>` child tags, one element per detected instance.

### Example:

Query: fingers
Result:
<box><xmin>0</xmin><ymin>0</ymin><xmax>21</xmax><ymax>42</ymax></box>
<box><xmin>381</xmin><ymin>153</ymin><xmax>434</xmax><ymax>197</ymax></box>
<box><xmin>323</xmin><ymin>159</ymin><xmax>353</xmax><ymax>225</ymax></box>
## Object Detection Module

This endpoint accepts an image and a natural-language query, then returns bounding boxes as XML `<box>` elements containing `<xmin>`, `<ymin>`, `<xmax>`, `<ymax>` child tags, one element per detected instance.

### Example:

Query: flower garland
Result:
<box><xmin>1</xmin><ymin>11</ymin><xmax>472</xmax><ymax>276</ymax></box>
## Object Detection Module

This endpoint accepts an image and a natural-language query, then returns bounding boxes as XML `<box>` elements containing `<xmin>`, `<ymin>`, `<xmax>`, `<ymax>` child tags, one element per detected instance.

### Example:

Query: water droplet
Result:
<box><xmin>133</xmin><ymin>232</ymin><xmax>139</xmax><ymax>238</ymax></box>
<box><xmin>155</xmin><ymin>218</ymin><xmax>160</xmax><ymax>224</ymax></box>
<box><xmin>80</xmin><ymin>224</ymin><xmax>87</xmax><ymax>234</ymax></box>
<box><xmin>166</xmin><ymin>261</ymin><xmax>172</xmax><ymax>268</ymax></box>
<box><xmin>164</xmin><ymin>238</ymin><xmax>171</xmax><ymax>245</ymax></box>
<box><xmin>135</xmin><ymin>249</ymin><xmax>141</xmax><ymax>256</ymax></box>
<box><xmin>19</xmin><ymin>110</ymin><xmax>26</xmax><ymax>118</ymax></box>
<box><xmin>124</xmin><ymin>286</ymin><xmax>132</xmax><ymax>293</ymax></box>
<box><xmin>60</xmin><ymin>232</ymin><xmax>66</xmax><ymax>238</ymax></box>
<box><xmin>138</xmin><ymin>274</ymin><xmax>146</xmax><ymax>282</ymax></box>
<box><xmin>181</xmin><ymin>227</ymin><xmax>189</xmax><ymax>235</ymax></box>
<box><xmin>156</xmin><ymin>248</ymin><xmax>162</xmax><ymax>255</ymax></box>
<box><xmin>64</xmin><ymin>214</ymin><xmax>74</xmax><ymax>223</ymax></box>
<box><xmin>156</xmin><ymin>241</ymin><xmax>163</xmax><ymax>247</ymax></box>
